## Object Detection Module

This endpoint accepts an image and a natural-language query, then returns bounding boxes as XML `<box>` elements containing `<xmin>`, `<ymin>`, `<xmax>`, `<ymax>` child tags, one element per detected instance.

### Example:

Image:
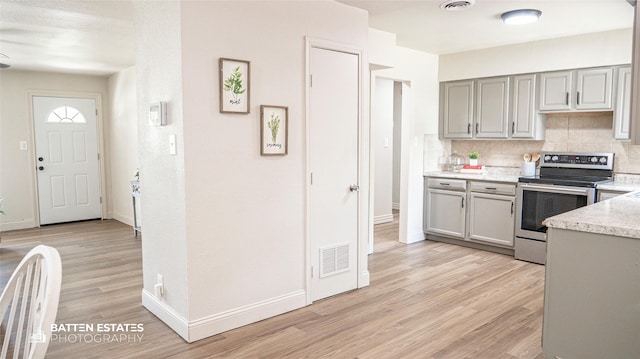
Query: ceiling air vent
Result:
<box><xmin>440</xmin><ymin>0</ymin><xmax>475</xmax><ymax>11</ymax></box>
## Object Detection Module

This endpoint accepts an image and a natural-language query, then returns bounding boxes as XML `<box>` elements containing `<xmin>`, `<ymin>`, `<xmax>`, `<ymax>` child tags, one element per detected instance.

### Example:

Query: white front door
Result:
<box><xmin>33</xmin><ymin>96</ymin><xmax>102</xmax><ymax>225</ymax></box>
<box><xmin>309</xmin><ymin>46</ymin><xmax>360</xmax><ymax>301</ymax></box>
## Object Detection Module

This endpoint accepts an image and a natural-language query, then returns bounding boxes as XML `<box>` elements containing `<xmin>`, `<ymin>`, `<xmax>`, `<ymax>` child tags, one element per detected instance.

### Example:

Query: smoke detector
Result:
<box><xmin>440</xmin><ymin>0</ymin><xmax>475</xmax><ymax>11</ymax></box>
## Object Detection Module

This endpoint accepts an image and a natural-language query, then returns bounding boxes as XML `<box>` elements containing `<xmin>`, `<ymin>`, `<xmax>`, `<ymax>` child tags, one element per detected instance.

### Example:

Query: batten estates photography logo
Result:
<box><xmin>42</xmin><ymin>323</ymin><xmax>144</xmax><ymax>344</ymax></box>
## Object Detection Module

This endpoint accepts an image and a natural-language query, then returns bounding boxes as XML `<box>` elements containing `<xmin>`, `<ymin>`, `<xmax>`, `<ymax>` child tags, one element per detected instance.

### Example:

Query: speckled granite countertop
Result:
<box><xmin>598</xmin><ymin>173</ymin><xmax>640</xmax><ymax>192</ymax></box>
<box><xmin>424</xmin><ymin>167</ymin><xmax>520</xmax><ymax>183</ymax></box>
<box><xmin>545</xmin><ymin>191</ymin><xmax>640</xmax><ymax>239</ymax></box>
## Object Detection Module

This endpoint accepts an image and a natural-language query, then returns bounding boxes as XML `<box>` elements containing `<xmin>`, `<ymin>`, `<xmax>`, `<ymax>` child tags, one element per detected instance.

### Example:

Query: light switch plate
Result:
<box><xmin>19</xmin><ymin>141</ymin><xmax>28</xmax><ymax>151</ymax></box>
<box><xmin>169</xmin><ymin>134</ymin><xmax>177</xmax><ymax>155</ymax></box>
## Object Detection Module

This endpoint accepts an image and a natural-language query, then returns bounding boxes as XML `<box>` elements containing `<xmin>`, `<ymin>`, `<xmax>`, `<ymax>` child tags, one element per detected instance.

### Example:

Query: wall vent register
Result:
<box><xmin>320</xmin><ymin>243</ymin><xmax>350</xmax><ymax>278</ymax></box>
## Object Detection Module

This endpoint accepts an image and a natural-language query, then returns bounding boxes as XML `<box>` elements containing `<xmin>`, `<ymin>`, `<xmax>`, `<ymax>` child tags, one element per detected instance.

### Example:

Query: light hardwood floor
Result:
<box><xmin>0</xmin><ymin>216</ymin><xmax>544</xmax><ymax>358</ymax></box>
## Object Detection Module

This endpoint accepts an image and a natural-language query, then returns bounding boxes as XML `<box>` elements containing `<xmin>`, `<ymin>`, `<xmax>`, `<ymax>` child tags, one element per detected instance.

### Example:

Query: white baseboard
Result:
<box><xmin>0</xmin><ymin>219</ymin><xmax>37</xmax><ymax>232</ymax></box>
<box><xmin>392</xmin><ymin>202</ymin><xmax>400</xmax><ymax>210</ymax></box>
<box><xmin>142</xmin><ymin>289</ymin><xmax>306</xmax><ymax>343</ymax></box>
<box><xmin>112</xmin><ymin>212</ymin><xmax>134</xmax><ymax>227</ymax></box>
<box><xmin>141</xmin><ymin>289</ymin><xmax>190</xmax><ymax>340</ymax></box>
<box><xmin>373</xmin><ymin>214</ymin><xmax>394</xmax><ymax>225</ymax></box>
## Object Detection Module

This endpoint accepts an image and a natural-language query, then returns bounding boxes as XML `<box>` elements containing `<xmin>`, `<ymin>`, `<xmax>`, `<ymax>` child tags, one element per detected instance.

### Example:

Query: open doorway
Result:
<box><xmin>371</xmin><ymin>78</ymin><xmax>409</xmax><ymax>253</ymax></box>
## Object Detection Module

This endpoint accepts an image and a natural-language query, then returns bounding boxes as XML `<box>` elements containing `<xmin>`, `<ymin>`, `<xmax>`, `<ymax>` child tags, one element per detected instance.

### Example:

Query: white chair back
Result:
<box><xmin>0</xmin><ymin>245</ymin><xmax>62</xmax><ymax>359</ymax></box>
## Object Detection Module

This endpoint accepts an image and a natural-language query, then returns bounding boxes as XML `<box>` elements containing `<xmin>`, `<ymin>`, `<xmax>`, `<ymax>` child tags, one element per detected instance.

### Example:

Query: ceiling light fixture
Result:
<box><xmin>501</xmin><ymin>9</ymin><xmax>542</xmax><ymax>25</ymax></box>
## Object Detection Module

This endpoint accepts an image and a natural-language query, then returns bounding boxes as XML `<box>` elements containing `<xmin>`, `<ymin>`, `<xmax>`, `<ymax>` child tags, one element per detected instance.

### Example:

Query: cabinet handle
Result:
<box><xmin>467</xmin><ymin>123</ymin><xmax>471</xmax><ymax>134</ymax></box>
<box><xmin>461</xmin><ymin>197</ymin><xmax>465</xmax><ymax>208</ymax></box>
<box><xmin>565</xmin><ymin>92</ymin><xmax>569</xmax><ymax>105</ymax></box>
<box><xmin>439</xmin><ymin>182</ymin><xmax>450</xmax><ymax>186</ymax></box>
<box><xmin>512</xmin><ymin>122</ymin><xmax>515</xmax><ymax>134</ymax></box>
<box><xmin>511</xmin><ymin>201</ymin><xmax>514</xmax><ymax>215</ymax></box>
<box><xmin>485</xmin><ymin>187</ymin><xmax>497</xmax><ymax>190</ymax></box>
<box><xmin>577</xmin><ymin>91</ymin><xmax>580</xmax><ymax>105</ymax></box>
<box><xmin>475</xmin><ymin>123</ymin><xmax>479</xmax><ymax>134</ymax></box>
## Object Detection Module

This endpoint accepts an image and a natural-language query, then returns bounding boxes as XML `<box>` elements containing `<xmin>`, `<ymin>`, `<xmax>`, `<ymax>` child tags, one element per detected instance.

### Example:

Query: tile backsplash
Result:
<box><xmin>427</xmin><ymin>112</ymin><xmax>640</xmax><ymax>174</ymax></box>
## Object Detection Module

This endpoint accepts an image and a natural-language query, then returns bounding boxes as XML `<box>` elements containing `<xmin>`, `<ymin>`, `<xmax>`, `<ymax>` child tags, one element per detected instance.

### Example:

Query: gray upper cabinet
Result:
<box><xmin>511</xmin><ymin>74</ymin><xmax>542</xmax><ymax>139</ymax></box>
<box><xmin>575</xmin><ymin>67</ymin><xmax>613</xmax><ymax>110</ymax></box>
<box><xmin>441</xmin><ymin>80</ymin><xmax>474</xmax><ymax>139</ymax></box>
<box><xmin>539</xmin><ymin>70</ymin><xmax>573</xmax><ymax>111</ymax></box>
<box><xmin>475</xmin><ymin>77</ymin><xmax>509</xmax><ymax>138</ymax></box>
<box><xmin>441</xmin><ymin>74</ymin><xmax>543</xmax><ymax>140</ymax></box>
<box><xmin>614</xmin><ymin>66</ymin><xmax>632</xmax><ymax>140</ymax></box>
<box><xmin>539</xmin><ymin>68</ymin><xmax>613</xmax><ymax>112</ymax></box>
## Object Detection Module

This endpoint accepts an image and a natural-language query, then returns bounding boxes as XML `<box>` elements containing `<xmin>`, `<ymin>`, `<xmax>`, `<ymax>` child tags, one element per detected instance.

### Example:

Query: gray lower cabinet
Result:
<box><xmin>424</xmin><ymin>179</ymin><xmax>466</xmax><ymax>238</ymax></box>
<box><xmin>543</xmin><ymin>228</ymin><xmax>640</xmax><ymax>359</ymax></box>
<box><xmin>425</xmin><ymin>178</ymin><xmax>516</xmax><ymax>249</ymax></box>
<box><xmin>469</xmin><ymin>191</ymin><xmax>515</xmax><ymax>247</ymax></box>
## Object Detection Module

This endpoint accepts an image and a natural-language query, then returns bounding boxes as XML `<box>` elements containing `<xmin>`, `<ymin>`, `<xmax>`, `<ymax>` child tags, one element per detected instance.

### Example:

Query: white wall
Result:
<box><xmin>133</xmin><ymin>0</ymin><xmax>190</xmax><ymax>331</ymax></box>
<box><xmin>0</xmin><ymin>70</ymin><xmax>110</xmax><ymax>231</ymax></box>
<box><xmin>108</xmin><ymin>66</ymin><xmax>139</xmax><ymax>226</ymax></box>
<box><xmin>392</xmin><ymin>82</ymin><xmax>402</xmax><ymax>209</ymax></box>
<box><xmin>369</xmin><ymin>29</ymin><xmax>440</xmax><ymax>244</ymax></box>
<box><xmin>373</xmin><ymin>78</ymin><xmax>394</xmax><ymax>224</ymax></box>
<box><xmin>439</xmin><ymin>28</ymin><xmax>632</xmax><ymax>81</ymax></box>
<box><xmin>135</xmin><ymin>0</ymin><xmax>369</xmax><ymax>342</ymax></box>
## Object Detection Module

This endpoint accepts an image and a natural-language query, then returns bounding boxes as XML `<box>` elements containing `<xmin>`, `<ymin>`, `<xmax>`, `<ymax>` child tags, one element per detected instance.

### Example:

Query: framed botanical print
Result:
<box><xmin>260</xmin><ymin>105</ymin><xmax>288</xmax><ymax>156</ymax></box>
<box><xmin>219</xmin><ymin>58</ymin><xmax>250</xmax><ymax>114</ymax></box>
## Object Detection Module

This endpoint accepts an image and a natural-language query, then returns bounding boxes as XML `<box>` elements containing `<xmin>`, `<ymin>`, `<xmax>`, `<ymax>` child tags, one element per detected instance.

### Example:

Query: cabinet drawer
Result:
<box><xmin>427</xmin><ymin>178</ymin><xmax>466</xmax><ymax>191</ymax></box>
<box><xmin>469</xmin><ymin>181</ymin><xmax>516</xmax><ymax>195</ymax></box>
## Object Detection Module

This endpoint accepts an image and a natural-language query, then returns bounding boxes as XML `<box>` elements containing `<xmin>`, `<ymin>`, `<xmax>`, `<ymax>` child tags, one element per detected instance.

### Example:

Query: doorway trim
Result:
<box><xmin>304</xmin><ymin>37</ymin><xmax>370</xmax><ymax>305</ymax></box>
<box><xmin>27</xmin><ymin>90</ymin><xmax>106</xmax><ymax>226</ymax></box>
<box><xmin>369</xmin><ymin>75</ymin><xmax>413</xmax><ymax>251</ymax></box>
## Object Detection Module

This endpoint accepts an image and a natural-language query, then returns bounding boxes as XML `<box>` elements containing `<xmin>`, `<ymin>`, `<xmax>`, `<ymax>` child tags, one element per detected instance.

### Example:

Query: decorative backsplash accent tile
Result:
<box><xmin>428</xmin><ymin>112</ymin><xmax>640</xmax><ymax>174</ymax></box>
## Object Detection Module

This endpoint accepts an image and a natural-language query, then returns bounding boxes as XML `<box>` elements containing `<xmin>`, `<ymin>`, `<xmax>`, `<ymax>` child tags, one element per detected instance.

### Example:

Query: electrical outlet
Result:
<box><xmin>154</xmin><ymin>274</ymin><xmax>164</xmax><ymax>299</ymax></box>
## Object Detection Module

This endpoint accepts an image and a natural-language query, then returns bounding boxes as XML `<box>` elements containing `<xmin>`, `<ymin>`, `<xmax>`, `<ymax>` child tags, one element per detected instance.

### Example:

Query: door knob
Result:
<box><xmin>38</xmin><ymin>166</ymin><xmax>44</xmax><ymax>171</ymax></box>
<box><xmin>38</xmin><ymin>157</ymin><xmax>44</xmax><ymax>161</ymax></box>
<box><xmin>349</xmin><ymin>184</ymin><xmax>359</xmax><ymax>192</ymax></box>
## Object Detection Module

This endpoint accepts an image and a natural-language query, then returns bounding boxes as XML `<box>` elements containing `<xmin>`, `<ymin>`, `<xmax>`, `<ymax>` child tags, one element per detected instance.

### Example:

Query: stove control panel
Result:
<box><xmin>541</xmin><ymin>152</ymin><xmax>614</xmax><ymax>170</ymax></box>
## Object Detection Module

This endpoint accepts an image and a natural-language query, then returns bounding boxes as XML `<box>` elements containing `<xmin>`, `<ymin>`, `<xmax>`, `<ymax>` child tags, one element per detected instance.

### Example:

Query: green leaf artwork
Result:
<box><xmin>223</xmin><ymin>66</ymin><xmax>246</xmax><ymax>105</ymax></box>
<box><xmin>267</xmin><ymin>112</ymin><xmax>280</xmax><ymax>144</ymax></box>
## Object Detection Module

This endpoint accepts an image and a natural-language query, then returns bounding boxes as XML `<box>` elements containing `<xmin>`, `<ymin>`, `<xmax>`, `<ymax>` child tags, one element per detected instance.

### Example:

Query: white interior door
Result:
<box><xmin>33</xmin><ymin>96</ymin><xmax>102</xmax><ymax>225</ymax></box>
<box><xmin>309</xmin><ymin>46</ymin><xmax>359</xmax><ymax>301</ymax></box>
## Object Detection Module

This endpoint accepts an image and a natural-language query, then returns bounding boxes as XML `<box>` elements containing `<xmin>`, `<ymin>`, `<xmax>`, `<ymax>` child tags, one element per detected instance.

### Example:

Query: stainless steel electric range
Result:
<box><xmin>514</xmin><ymin>152</ymin><xmax>614</xmax><ymax>264</ymax></box>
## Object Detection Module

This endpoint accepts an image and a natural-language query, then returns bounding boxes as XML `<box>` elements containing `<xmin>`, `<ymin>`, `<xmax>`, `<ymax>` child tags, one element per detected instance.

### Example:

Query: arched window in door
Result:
<box><xmin>46</xmin><ymin>106</ymin><xmax>86</xmax><ymax>123</ymax></box>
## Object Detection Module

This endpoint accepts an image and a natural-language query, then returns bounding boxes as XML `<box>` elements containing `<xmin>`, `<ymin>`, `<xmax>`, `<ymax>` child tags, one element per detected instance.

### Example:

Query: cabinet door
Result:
<box><xmin>511</xmin><ymin>74</ymin><xmax>537</xmax><ymax>138</ymax></box>
<box><xmin>615</xmin><ymin>66</ymin><xmax>632</xmax><ymax>140</ymax></box>
<box><xmin>425</xmin><ymin>188</ymin><xmax>466</xmax><ymax>238</ymax></box>
<box><xmin>576</xmin><ymin>67</ymin><xmax>613</xmax><ymax>110</ymax></box>
<box><xmin>469</xmin><ymin>192</ymin><xmax>515</xmax><ymax>247</ymax></box>
<box><xmin>442</xmin><ymin>80</ymin><xmax>474</xmax><ymax>139</ymax></box>
<box><xmin>539</xmin><ymin>71</ymin><xmax>573</xmax><ymax>111</ymax></box>
<box><xmin>475</xmin><ymin>77</ymin><xmax>509</xmax><ymax>138</ymax></box>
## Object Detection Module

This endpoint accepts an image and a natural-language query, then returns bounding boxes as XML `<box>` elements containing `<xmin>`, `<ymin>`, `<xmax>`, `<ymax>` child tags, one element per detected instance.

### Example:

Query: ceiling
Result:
<box><xmin>0</xmin><ymin>0</ymin><xmax>635</xmax><ymax>76</ymax></box>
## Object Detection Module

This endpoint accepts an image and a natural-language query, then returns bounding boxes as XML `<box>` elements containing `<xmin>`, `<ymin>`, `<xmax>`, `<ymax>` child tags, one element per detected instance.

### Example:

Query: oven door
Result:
<box><xmin>516</xmin><ymin>183</ymin><xmax>595</xmax><ymax>241</ymax></box>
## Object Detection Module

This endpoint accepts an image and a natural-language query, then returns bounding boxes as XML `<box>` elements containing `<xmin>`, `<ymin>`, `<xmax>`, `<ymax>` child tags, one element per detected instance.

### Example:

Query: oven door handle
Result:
<box><xmin>519</xmin><ymin>183</ymin><xmax>591</xmax><ymax>196</ymax></box>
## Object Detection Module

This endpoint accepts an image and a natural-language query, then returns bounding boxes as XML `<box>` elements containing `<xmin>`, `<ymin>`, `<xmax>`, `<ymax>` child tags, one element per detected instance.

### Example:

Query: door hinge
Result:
<box><xmin>100</xmin><ymin>197</ymin><xmax>103</xmax><ymax>204</ymax></box>
<box><xmin>97</xmin><ymin>153</ymin><xmax>100</xmax><ymax>160</ymax></box>
<box><xmin>310</xmin><ymin>74</ymin><xmax>313</xmax><ymax>87</ymax></box>
<box><xmin>95</xmin><ymin>109</ymin><xmax>98</xmax><ymax>116</ymax></box>
<box><xmin>310</xmin><ymin>172</ymin><xmax>313</xmax><ymax>185</ymax></box>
